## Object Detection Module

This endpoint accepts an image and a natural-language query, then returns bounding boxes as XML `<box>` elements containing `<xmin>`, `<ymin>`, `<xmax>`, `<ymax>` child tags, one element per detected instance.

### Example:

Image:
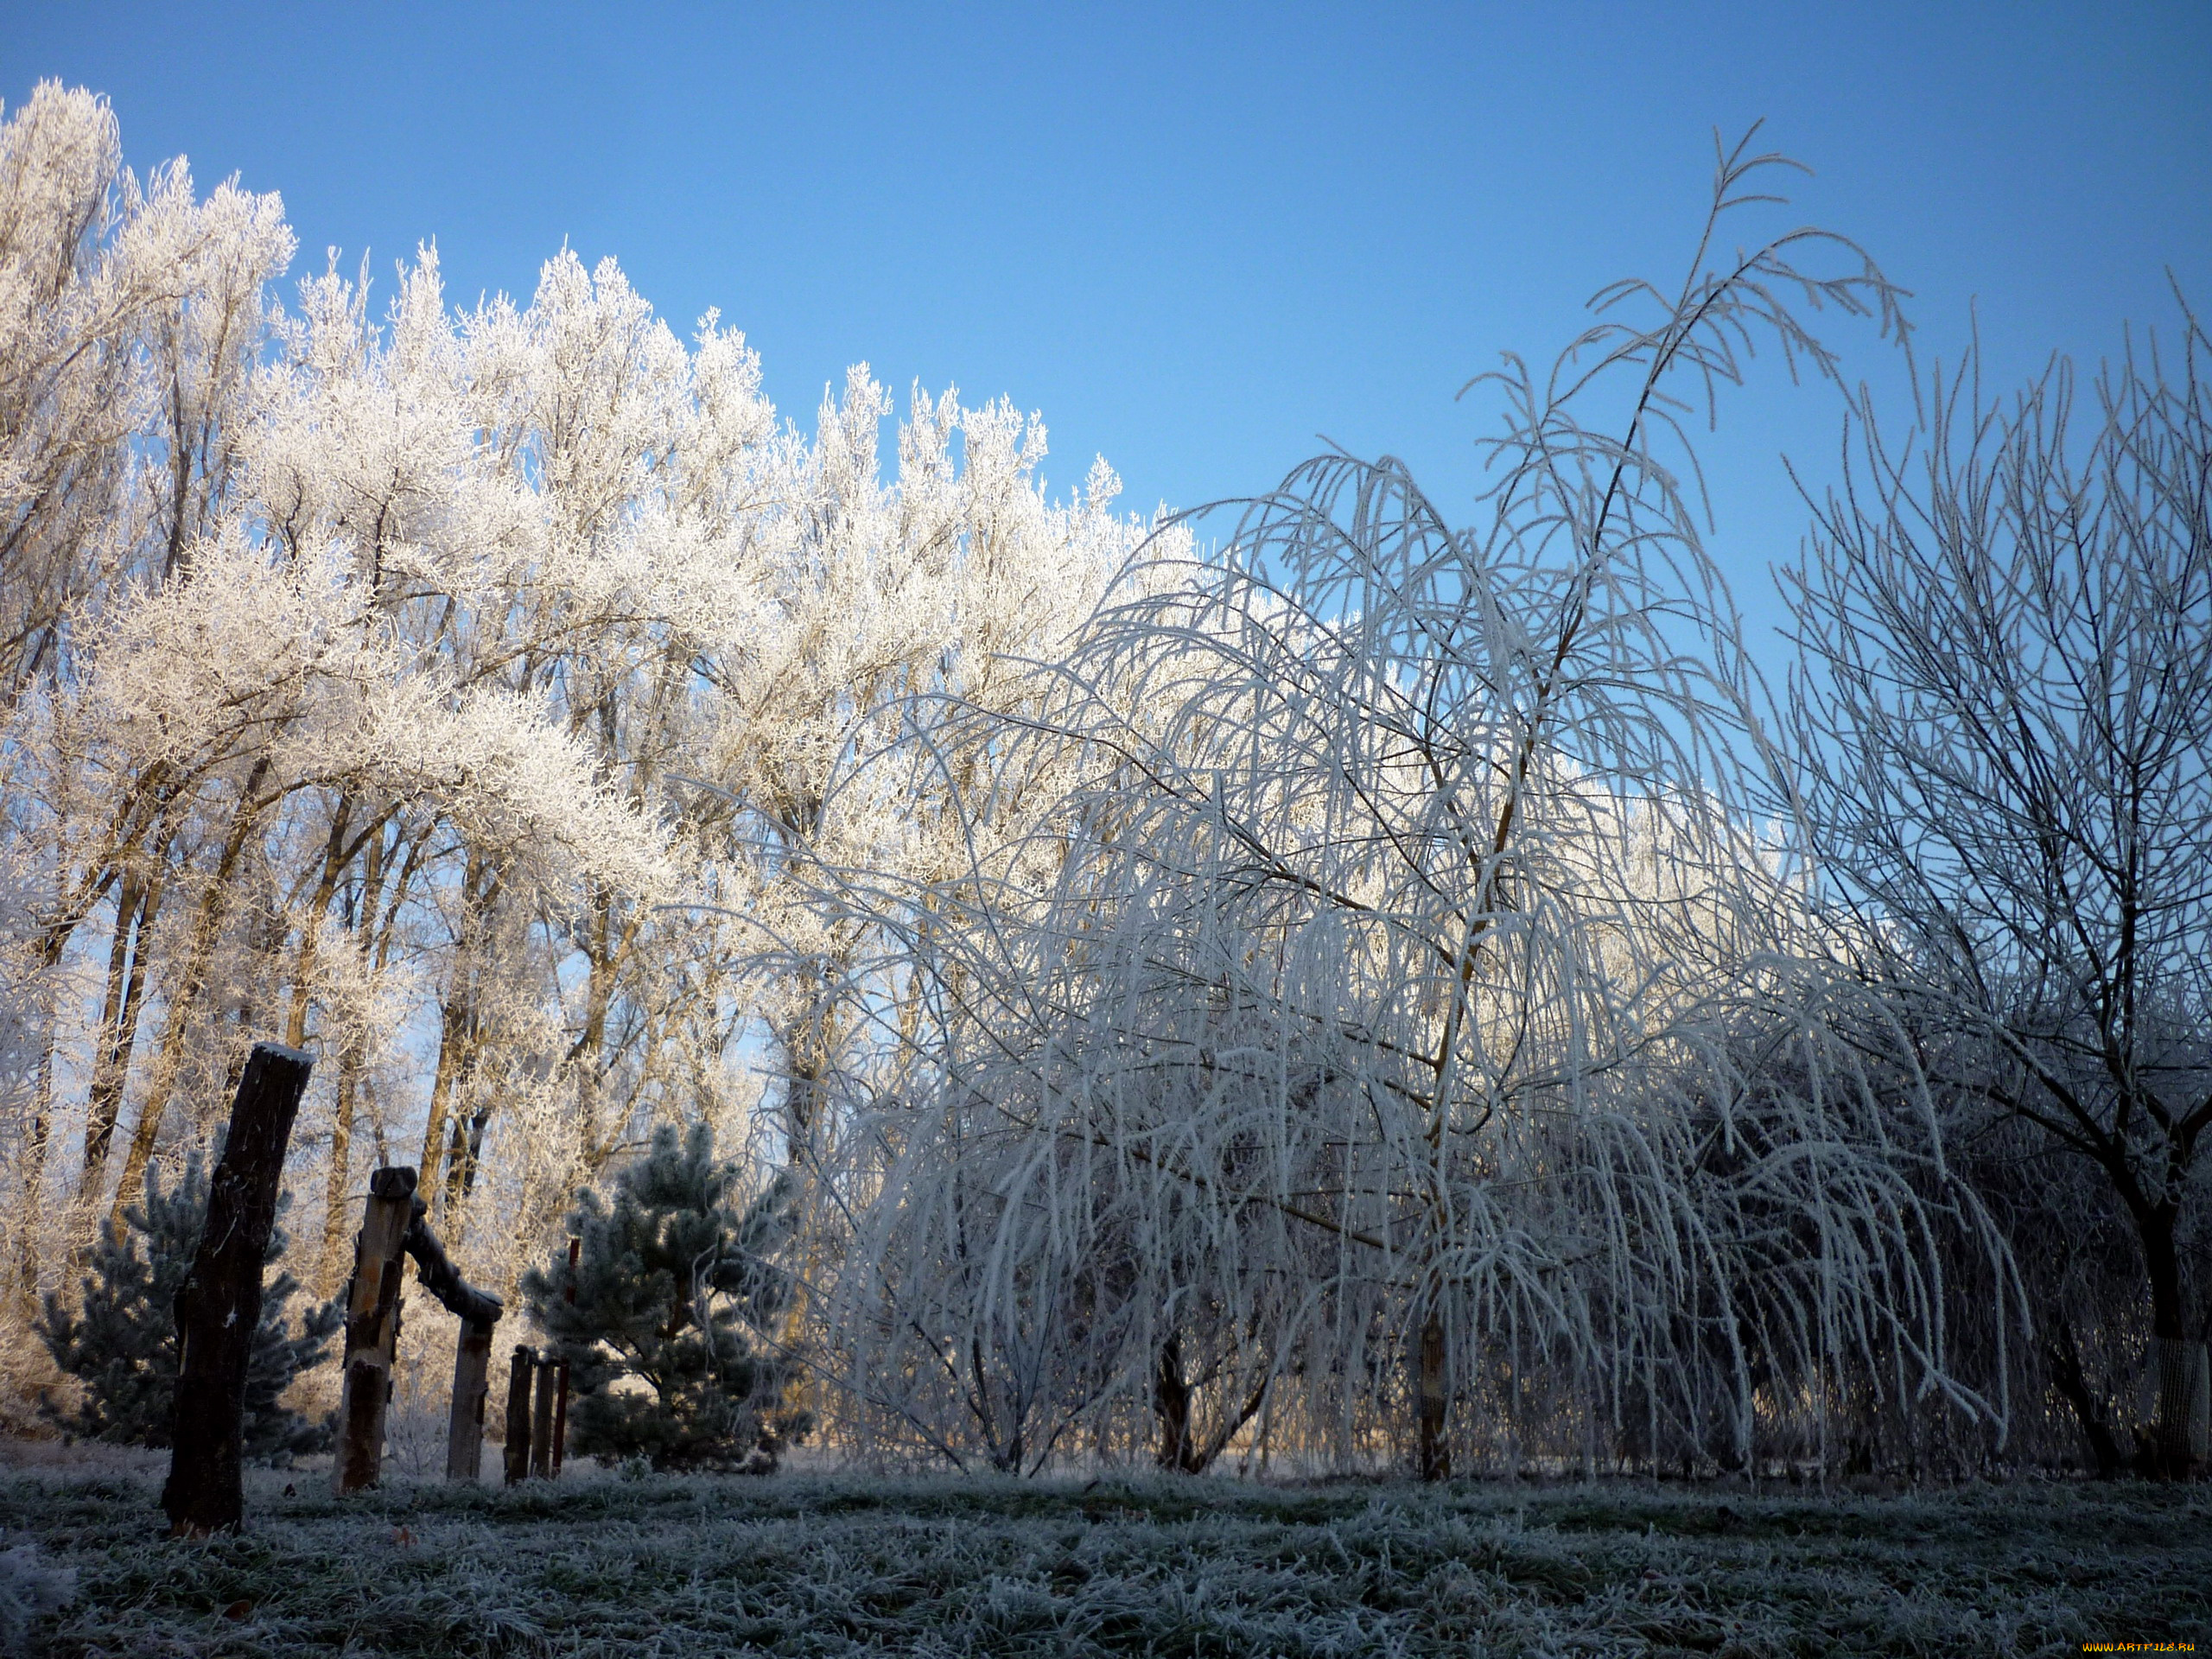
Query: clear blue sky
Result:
<box><xmin>8</xmin><ymin>1</ymin><xmax>2209</xmax><ymax>652</ymax></box>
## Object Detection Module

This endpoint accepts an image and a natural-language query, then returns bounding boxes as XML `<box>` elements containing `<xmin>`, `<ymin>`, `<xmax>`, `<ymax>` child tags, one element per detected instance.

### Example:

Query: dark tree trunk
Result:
<box><xmin>1151</xmin><ymin>1335</ymin><xmax>1271</xmax><ymax>1476</ymax></box>
<box><xmin>83</xmin><ymin>869</ymin><xmax>162</xmax><ymax>1187</ymax></box>
<box><xmin>2147</xmin><ymin>1336</ymin><xmax>2209</xmax><ymax>1479</ymax></box>
<box><xmin>160</xmin><ymin>1043</ymin><xmax>314</xmax><ymax>1536</ymax></box>
<box><xmin>1154</xmin><ymin>1338</ymin><xmax>1198</xmax><ymax>1472</ymax></box>
<box><xmin>2143</xmin><ymin>1200</ymin><xmax>2185</xmax><ymax>1344</ymax></box>
<box><xmin>2047</xmin><ymin>1312</ymin><xmax>2127</xmax><ymax>1478</ymax></box>
<box><xmin>1416</xmin><ymin>1308</ymin><xmax>1451</xmax><ymax>1482</ymax></box>
<box><xmin>2136</xmin><ymin>1199</ymin><xmax>2204</xmax><ymax>1478</ymax></box>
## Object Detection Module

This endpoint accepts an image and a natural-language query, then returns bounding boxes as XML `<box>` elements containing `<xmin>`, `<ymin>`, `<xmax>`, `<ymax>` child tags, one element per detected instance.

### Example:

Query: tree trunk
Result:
<box><xmin>82</xmin><ymin>868</ymin><xmax>162</xmax><ymax>1189</ymax></box>
<box><xmin>448</xmin><ymin>1106</ymin><xmax>496</xmax><ymax>1206</ymax></box>
<box><xmin>2139</xmin><ymin>1202</ymin><xmax>2202</xmax><ymax>1478</ymax></box>
<box><xmin>317</xmin><ymin>813</ymin><xmax>403</xmax><ymax>1291</ymax></box>
<box><xmin>317</xmin><ymin>1050</ymin><xmax>359</xmax><ymax>1296</ymax></box>
<box><xmin>420</xmin><ymin>985</ymin><xmax>474</xmax><ymax>1211</ymax></box>
<box><xmin>2149</xmin><ymin>1338</ymin><xmax>2209</xmax><ymax>1478</ymax></box>
<box><xmin>1416</xmin><ymin>1307</ymin><xmax>1451</xmax><ymax>1482</ymax></box>
<box><xmin>331</xmin><ymin>1166</ymin><xmax>416</xmax><ymax>1495</ymax></box>
<box><xmin>160</xmin><ymin>1043</ymin><xmax>314</xmax><ymax>1536</ymax></box>
<box><xmin>14</xmin><ymin>1036</ymin><xmax>54</xmax><ymax>1318</ymax></box>
<box><xmin>283</xmin><ymin>795</ymin><xmax>355</xmax><ymax>1051</ymax></box>
<box><xmin>110</xmin><ymin>758</ymin><xmax>270</xmax><ymax>1224</ymax></box>
<box><xmin>1154</xmin><ymin>1337</ymin><xmax>1198</xmax><ymax>1472</ymax></box>
<box><xmin>422</xmin><ymin>850</ymin><xmax>497</xmax><ymax>1216</ymax></box>
<box><xmin>2048</xmin><ymin>1312</ymin><xmax>2127</xmax><ymax>1478</ymax></box>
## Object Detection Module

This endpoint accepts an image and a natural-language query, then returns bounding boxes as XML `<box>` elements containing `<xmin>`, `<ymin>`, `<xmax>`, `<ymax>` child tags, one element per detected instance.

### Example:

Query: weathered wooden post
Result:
<box><xmin>550</xmin><ymin>1354</ymin><xmax>572</xmax><ymax>1476</ymax></box>
<box><xmin>529</xmin><ymin>1354</ymin><xmax>557</xmax><ymax>1478</ymax></box>
<box><xmin>503</xmin><ymin>1345</ymin><xmax>535</xmax><ymax>1484</ymax></box>
<box><xmin>445</xmin><ymin>1316</ymin><xmax>496</xmax><ymax>1479</ymax></box>
<box><xmin>331</xmin><ymin>1166</ymin><xmax>416</xmax><ymax>1495</ymax></box>
<box><xmin>162</xmin><ymin>1043</ymin><xmax>315</xmax><ymax>1536</ymax></box>
<box><xmin>550</xmin><ymin>1235</ymin><xmax>579</xmax><ymax>1476</ymax></box>
<box><xmin>381</xmin><ymin>1194</ymin><xmax>505</xmax><ymax>1483</ymax></box>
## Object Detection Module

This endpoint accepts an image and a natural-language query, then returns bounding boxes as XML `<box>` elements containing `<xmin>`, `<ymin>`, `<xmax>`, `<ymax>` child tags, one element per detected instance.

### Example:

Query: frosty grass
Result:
<box><xmin>2</xmin><ymin>1463</ymin><xmax>2205</xmax><ymax>1656</ymax></box>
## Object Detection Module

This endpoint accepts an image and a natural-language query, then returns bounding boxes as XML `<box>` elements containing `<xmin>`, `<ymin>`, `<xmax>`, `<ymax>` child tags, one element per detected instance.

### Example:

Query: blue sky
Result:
<box><xmin>8</xmin><ymin>1</ymin><xmax>2209</xmax><ymax>653</ymax></box>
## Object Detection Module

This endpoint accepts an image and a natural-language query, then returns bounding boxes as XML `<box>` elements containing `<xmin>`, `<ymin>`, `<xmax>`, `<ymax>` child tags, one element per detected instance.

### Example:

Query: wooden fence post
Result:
<box><xmin>445</xmin><ymin>1316</ymin><xmax>495</xmax><ymax>1479</ymax></box>
<box><xmin>550</xmin><ymin>1357</ymin><xmax>571</xmax><ymax>1476</ymax></box>
<box><xmin>529</xmin><ymin>1355</ymin><xmax>557</xmax><ymax>1478</ymax></box>
<box><xmin>161</xmin><ymin>1043</ymin><xmax>315</xmax><ymax>1536</ymax></box>
<box><xmin>391</xmin><ymin>1198</ymin><xmax>504</xmax><ymax>1484</ymax></box>
<box><xmin>503</xmin><ymin>1346</ymin><xmax>535</xmax><ymax>1484</ymax></box>
<box><xmin>550</xmin><ymin>1235</ymin><xmax>578</xmax><ymax>1476</ymax></box>
<box><xmin>331</xmin><ymin>1166</ymin><xmax>416</xmax><ymax>1495</ymax></box>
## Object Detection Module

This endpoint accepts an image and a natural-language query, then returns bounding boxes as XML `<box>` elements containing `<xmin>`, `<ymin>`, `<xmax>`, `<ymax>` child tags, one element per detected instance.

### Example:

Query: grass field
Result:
<box><xmin>3</xmin><ymin>1452</ymin><xmax>2207</xmax><ymax>1656</ymax></box>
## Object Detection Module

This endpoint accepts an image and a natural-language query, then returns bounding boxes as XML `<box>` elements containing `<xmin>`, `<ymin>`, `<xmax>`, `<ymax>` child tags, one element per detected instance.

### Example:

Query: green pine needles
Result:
<box><xmin>35</xmin><ymin>1156</ymin><xmax>340</xmax><ymax>1459</ymax></box>
<box><xmin>524</xmin><ymin>1123</ymin><xmax>805</xmax><ymax>1471</ymax></box>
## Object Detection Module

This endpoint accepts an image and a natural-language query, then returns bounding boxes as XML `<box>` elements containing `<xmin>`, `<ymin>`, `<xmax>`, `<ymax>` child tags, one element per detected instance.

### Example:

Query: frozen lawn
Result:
<box><xmin>3</xmin><ymin>1457</ymin><xmax>2206</xmax><ymax>1656</ymax></box>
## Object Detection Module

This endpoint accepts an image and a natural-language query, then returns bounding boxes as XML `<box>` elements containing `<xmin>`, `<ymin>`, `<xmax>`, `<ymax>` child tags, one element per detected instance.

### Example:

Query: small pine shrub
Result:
<box><xmin>34</xmin><ymin>1155</ymin><xmax>340</xmax><ymax>1460</ymax></box>
<box><xmin>524</xmin><ymin>1122</ymin><xmax>804</xmax><ymax>1471</ymax></box>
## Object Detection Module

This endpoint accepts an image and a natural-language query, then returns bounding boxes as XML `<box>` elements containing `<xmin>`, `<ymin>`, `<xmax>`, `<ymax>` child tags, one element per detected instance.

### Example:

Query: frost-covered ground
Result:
<box><xmin>3</xmin><ymin>1452</ymin><xmax>2206</xmax><ymax>1656</ymax></box>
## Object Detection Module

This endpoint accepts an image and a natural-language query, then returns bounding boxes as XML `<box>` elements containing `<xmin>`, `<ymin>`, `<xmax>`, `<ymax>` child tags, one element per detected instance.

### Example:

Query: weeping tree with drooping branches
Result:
<box><xmin>817</xmin><ymin>130</ymin><xmax>2019</xmax><ymax>1479</ymax></box>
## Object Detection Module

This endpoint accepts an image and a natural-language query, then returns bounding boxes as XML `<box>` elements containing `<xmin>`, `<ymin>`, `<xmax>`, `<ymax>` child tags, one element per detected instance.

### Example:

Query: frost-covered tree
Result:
<box><xmin>823</xmin><ymin>132</ymin><xmax>2009</xmax><ymax>1479</ymax></box>
<box><xmin>2</xmin><ymin>84</ymin><xmax>2068</xmax><ymax>1479</ymax></box>
<box><xmin>522</xmin><ymin>1122</ymin><xmax>798</xmax><ymax>1470</ymax></box>
<box><xmin>1</xmin><ymin>80</ymin><xmax>292</xmax><ymax>1308</ymax></box>
<box><xmin>1779</xmin><ymin>311</ymin><xmax>2212</xmax><ymax>1475</ymax></box>
<box><xmin>1</xmin><ymin>79</ymin><xmax>289</xmax><ymax>696</ymax></box>
<box><xmin>0</xmin><ymin>81</ymin><xmax>1166</xmax><ymax>1417</ymax></box>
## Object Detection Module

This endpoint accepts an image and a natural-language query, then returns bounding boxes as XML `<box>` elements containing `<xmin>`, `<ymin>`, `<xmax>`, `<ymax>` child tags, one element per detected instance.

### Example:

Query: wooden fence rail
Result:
<box><xmin>332</xmin><ymin>1166</ymin><xmax>505</xmax><ymax>1494</ymax></box>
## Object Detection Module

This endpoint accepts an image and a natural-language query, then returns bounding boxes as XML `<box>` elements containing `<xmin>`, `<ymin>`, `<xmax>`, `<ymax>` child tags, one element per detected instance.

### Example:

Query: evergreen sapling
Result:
<box><xmin>524</xmin><ymin>1123</ymin><xmax>803</xmax><ymax>1471</ymax></box>
<box><xmin>35</xmin><ymin>1156</ymin><xmax>340</xmax><ymax>1459</ymax></box>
